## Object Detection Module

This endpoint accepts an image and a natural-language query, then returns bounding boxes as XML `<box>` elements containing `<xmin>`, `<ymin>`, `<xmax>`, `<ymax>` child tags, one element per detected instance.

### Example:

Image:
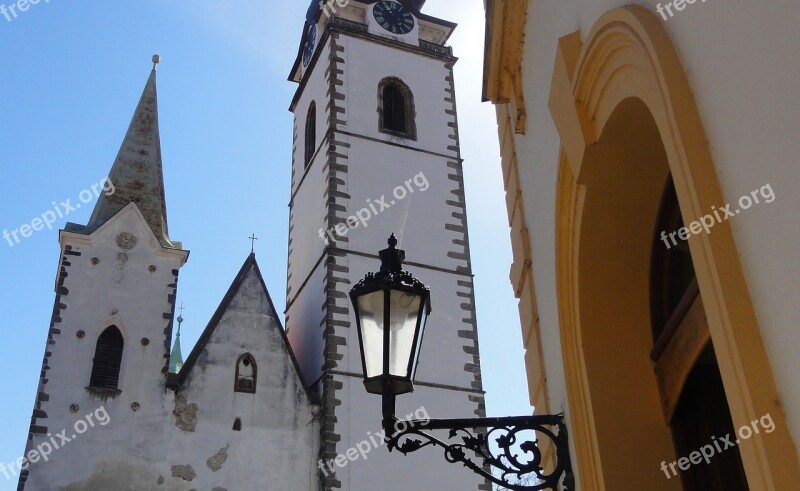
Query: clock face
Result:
<box><xmin>373</xmin><ymin>1</ymin><xmax>415</xmax><ymax>35</ymax></box>
<box><xmin>303</xmin><ymin>25</ymin><xmax>317</xmax><ymax>67</ymax></box>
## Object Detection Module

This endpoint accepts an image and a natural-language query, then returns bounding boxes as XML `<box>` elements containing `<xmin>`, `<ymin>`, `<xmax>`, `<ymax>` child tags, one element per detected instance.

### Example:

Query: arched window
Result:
<box><xmin>235</xmin><ymin>354</ymin><xmax>257</xmax><ymax>393</ymax></box>
<box><xmin>304</xmin><ymin>102</ymin><xmax>316</xmax><ymax>168</ymax></box>
<box><xmin>650</xmin><ymin>175</ymin><xmax>748</xmax><ymax>489</ymax></box>
<box><xmin>379</xmin><ymin>78</ymin><xmax>416</xmax><ymax>140</ymax></box>
<box><xmin>650</xmin><ymin>176</ymin><xmax>697</xmax><ymax>344</ymax></box>
<box><xmin>89</xmin><ymin>326</ymin><xmax>124</xmax><ymax>390</ymax></box>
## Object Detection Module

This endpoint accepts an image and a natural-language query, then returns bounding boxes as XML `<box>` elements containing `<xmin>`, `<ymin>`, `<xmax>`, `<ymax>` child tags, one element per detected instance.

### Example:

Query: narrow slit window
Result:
<box><xmin>89</xmin><ymin>326</ymin><xmax>124</xmax><ymax>390</ymax></box>
<box><xmin>305</xmin><ymin>102</ymin><xmax>317</xmax><ymax>168</ymax></box>
<box><xmin>235</xmin><ymin>354</ymin><xmax>257</xmax><ymax>393</ymax></box>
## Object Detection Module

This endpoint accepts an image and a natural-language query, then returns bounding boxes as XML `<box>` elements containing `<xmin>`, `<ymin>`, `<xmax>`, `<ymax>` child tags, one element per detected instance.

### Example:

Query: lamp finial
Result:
<box><xmin>380</xmin><ymin>233</ymin><xmax>405</xmax><ymax>274</ymax></box>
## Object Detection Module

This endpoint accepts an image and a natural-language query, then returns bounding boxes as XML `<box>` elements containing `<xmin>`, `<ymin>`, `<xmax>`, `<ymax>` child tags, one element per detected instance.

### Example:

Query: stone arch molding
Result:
<box><xmin>549</xmin><ymin>5</ymin><xmax>799</xmax><ymax>490</ymax></box>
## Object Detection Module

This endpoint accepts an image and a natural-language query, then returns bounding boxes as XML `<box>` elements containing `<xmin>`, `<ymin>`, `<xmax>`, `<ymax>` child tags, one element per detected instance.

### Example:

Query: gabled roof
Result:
<box><xmin>83</xmin><ymin>68</ymin><xmax>172</xmax><ymax>246</ymax></box>
<box><xmin>171</xmin><ymin>254</ymin><xmax>312</xmax><ymax>401</ymax></box>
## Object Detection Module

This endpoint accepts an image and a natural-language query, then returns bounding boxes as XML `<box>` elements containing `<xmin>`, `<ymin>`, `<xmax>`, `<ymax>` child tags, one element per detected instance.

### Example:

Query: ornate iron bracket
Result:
<box><xmin>385</xmin><ymin>414</ymin><xmax>574</xmax><ymax>491</ymax></box>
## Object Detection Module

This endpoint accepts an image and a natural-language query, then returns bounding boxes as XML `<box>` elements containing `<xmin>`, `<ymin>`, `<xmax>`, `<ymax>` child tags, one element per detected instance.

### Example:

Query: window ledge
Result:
<box><xmin>85</xmin><ymin>386</ymin><xmax>122</xmax><ymax>398</ymax></box>
<box><xmin>379</xmin><ymin>129</ymin><xmax>417</xmax><ymax>141</ymax></box>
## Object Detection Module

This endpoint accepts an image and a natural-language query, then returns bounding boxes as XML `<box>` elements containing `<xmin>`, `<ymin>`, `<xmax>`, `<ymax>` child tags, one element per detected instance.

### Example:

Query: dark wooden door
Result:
<box><xmin>671</xmin><ymin>345</ymin><xmax>749</xmax><ymax>490</ymax></box>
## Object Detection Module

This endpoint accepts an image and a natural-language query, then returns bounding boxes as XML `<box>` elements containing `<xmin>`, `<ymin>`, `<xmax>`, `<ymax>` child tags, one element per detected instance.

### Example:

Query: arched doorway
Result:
<box><xmin>550</xmin><ymin>6</ymin><xmax>799</xmax><ymax>490</ymax></box>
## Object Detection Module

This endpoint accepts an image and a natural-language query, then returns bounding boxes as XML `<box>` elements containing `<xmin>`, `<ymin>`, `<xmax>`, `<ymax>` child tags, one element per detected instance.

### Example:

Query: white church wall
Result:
<box><xmin>286</xmin><ymin>260</ymin><xmax>328</xmax><ymax>388</ymax></box>
<box><xmin>328</xmin><ymin>376</ymin><xmax>486</xmax><ymax>491</ymax></box>
<box><xmin>508</xmin><ymin>0</ymin><xmax>800</xmax><ymax>452</ymax></box>
<box><xmin>291</xmin><ymin>35</ymin><xmax>331</xmax><ymax>199</ymax></box>
<box><xmin>287</xmin><ymin>34</ymin><xmax>331</xmax><ymax>301</ymax></box>
<box><xmin>286</xmin><ymin>152</ymin><xmax>328</xmax><ymax>300</ymax></box>
<box><xmin>21</xmin><ymin>206</ymin><xmax>188</xmax><ymax>489</ymax></box>
<box><xmin>342</xmin><ymin>140</ymin><xmax>464</xmax><ymax>271</ymax></box>
<box><xmin>286</xmin><ymin>31</ymin><xmax>336</xmax><ymax>387</ymax></box>
<box><xmin>342</xmin><ymin>35</ymin><xmax>457</xmax><ymax>157</ymax></box>
<box><xmin>167</xmin><ymin>262</ymin><xmax>316</xmax><ymax>491</ymax></box>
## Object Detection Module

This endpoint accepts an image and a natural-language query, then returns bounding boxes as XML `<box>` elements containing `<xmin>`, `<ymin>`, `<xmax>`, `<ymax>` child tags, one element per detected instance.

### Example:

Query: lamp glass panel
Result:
<box><xmin>388</xmin><ymin>290</ymin><xmax>422</xmax><ymax>377</ymax></box>
<box><xmin>357</xmin><ymin>291</ymin><xmax>385</xmax><ymax>378</ymax></box>
<box><xmin>411</xmin><ymin>311</ymin><xmax>428</xmax><ymax>380</ymax></box>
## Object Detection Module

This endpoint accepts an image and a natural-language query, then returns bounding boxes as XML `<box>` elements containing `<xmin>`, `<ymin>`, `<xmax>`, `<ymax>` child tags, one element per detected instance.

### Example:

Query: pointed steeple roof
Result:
<box><xmin>85</xmin><ymin>57</ymin><xmax>172</xmax><ymax>246</ymax></box>
<box><xmin>169</xmin><ymin>313</ymin><xmax>185</xmax><ymax>374</ymax></box>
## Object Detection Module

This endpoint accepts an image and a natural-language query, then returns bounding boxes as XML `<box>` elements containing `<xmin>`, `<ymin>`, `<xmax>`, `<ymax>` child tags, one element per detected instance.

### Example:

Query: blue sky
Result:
<box><xmin>0</xmin><ymin>1</ymin><xmax>529</xmax><ymax>485</ymax></box>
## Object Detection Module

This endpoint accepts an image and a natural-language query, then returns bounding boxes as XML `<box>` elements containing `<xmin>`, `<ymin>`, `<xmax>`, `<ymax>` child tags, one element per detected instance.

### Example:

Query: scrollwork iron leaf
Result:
<box><xmin>386</xmin><ymin>415</ymin><xmax>573</xmax><ymax>491</ymax></box>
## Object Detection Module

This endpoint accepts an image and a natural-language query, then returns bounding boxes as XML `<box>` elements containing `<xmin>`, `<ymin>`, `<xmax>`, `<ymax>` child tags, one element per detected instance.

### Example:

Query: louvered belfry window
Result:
<box><xmin>379</xmin><ymin>78</ymin><xmax>415</xmax><ymax>139</ymax></box>
<box><xmin>304</xmin><ymin>102</ymin><xmax>316</xmax><ymax>168</ymax></box>
<box><xmin>383</xmin><ymin>84</ymin><xmax>407</xmax><ymax>133</ymax></box>
<box><xmin>89</xmin><ymin>326</ymin><xmax>124</xmax><ymax>390</ymax></box>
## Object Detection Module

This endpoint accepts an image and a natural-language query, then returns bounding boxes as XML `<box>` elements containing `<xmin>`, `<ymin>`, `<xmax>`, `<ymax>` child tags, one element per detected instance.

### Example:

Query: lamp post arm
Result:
<box><xmin>396</xmin><ymin>414</ymin><xmax>566</xmax><ymax>431</ymax></box>
<box><xmin>383</xmin><ymin>413</ymin><xmax>574</xmax><ymax>491</ymax></box>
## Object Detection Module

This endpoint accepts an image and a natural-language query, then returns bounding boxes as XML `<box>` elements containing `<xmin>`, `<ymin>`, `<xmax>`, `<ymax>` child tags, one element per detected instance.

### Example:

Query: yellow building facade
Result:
<box><xmin>484</xmin><ymin>1</ymin><xmax>800</xmax><ymax>489</ymax></box>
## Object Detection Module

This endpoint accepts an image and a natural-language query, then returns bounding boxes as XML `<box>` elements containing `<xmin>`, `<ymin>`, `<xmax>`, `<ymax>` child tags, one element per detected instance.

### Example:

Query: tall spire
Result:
<box><xmin>86</xmin><ymin>55</ymin><xmax>172</xmax><ymax>246</ymax></box>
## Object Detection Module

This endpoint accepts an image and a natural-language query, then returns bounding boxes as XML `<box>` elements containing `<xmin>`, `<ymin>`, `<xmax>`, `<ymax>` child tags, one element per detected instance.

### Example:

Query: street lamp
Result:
<box><xmin>350</xmin><ymin>233</ymin><xmax>431</xmax><ymax>432</ymax></box>
<box><xmin>350</xmin><ymin>235</ymin><xmax>574</xmax><ymax>491</ymax></box>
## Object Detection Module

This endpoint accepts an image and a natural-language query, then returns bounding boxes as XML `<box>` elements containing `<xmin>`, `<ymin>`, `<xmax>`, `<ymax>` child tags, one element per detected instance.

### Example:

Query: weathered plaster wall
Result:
<box><xmin>168</xmin><ymin>261</ymin><xmax>316</xmax><ymax>491</ymax></box>
<box><xmin>21</xmin><ymin>212</ymin><xmax>316</xmax><ymax>491</ymax></box>
<box><xmin>21</xmin><ymin>206</ymin><xmax>187</xmax><ymax>490</ymax></box>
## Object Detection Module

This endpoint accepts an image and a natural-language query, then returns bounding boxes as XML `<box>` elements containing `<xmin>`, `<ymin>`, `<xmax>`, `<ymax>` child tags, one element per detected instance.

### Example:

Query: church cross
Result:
<box><xmin>249</xmin><ymin>233</ymin><xmax>259</xmax><ymax>253</ymax></box>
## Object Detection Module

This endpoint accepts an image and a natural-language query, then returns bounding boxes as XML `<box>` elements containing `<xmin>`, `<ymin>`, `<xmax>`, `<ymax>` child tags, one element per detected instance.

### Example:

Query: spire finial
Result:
<box><xmin>249</xmin><ymin>233</ymin><xmax>259</xmax><ymax>253</ymax></box>
<box><xmin>176</xmin><ymin>302</ymin><xmax>185</xmax><ymax>336</ymax></box>
<box><xmin>152</xmin><ymin>54</ymin><xmax>161</xmax><ymax>71</ymax></box>
<box><xmin>388</xmin><ymin>233</ymin><xmax>398</xmax><ymax>248</ymax></box>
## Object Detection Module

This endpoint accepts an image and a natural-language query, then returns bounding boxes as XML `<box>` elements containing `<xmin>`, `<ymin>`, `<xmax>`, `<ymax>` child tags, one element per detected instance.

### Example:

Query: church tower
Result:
<box><xmin>19</xmin><ymin>60</ymin><xmax>317</xmax><ymax>491</ymax></box>
<box><xmin>18</xmin><ymin>60</ymin><xmax>191</xmax><ymax>489</ymax></box>
<box><xmin>286</xmin><ymin>1</ymin><xmax>489</xmax><ymax>489</ymax></box>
